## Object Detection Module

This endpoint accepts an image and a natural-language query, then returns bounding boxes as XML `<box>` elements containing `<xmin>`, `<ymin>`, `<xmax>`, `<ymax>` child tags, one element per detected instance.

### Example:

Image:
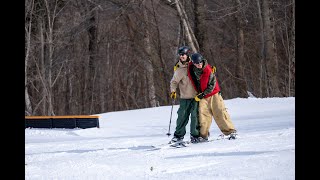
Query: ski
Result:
<box><xmin>180</xmin><ymin>135</ymin><xmax>239</xmax><ymax>146</ymax></box>
<box><xmin>146</xmin><ymin>140</ymin><xmax>188</xmax><ymax>151</ymax></box>
<box><xmin>147</xmin><ymin>134</ymin><xmax>239</xmax><ymax>151</ymax></box>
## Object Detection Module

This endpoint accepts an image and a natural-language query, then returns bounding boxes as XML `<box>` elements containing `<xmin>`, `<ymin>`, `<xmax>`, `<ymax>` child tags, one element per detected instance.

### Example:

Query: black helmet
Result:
<box><xmin>178</xmin><ymin>46</ymin><xmax>191</xmax><ymax>56</ymax></box>
<box><xmin>191</xmin><ymin>53</ymin><xmax>204</xmax><ymax>64</ymax></box>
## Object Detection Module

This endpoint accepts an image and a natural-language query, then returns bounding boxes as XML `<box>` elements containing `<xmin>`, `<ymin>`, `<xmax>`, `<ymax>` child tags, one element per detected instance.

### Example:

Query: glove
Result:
<box><xmin>211</xmin><ymin>66</ymin><xmax>216</xmax><ymax>73</ymax></box>
<box><xmin>173</xmin><ymin>63</ymin><xmax>179</xmax><ymax>71</ymax></box>
<box><xmin>194</xmin><ymin>93</ymin><xmax>204</xmax><ymax>102</ymax></box>
<box><xmin>170</xmin><ymin>92</ymin><xmax>177</xmax><ymax>99</ymax></box>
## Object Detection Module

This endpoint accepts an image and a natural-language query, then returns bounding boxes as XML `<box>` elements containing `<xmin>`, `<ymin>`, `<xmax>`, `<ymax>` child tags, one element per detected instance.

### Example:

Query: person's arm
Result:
<box><xmin>202</xmin><ymin>72</ymin><xmax>216</xmax><ymax>96</ymax></box>
<box><xmin>194</xmin><ymin>71</ymin><xmax>216</xmax><ymax>101</ymax></box>
<box><xmin>170</xmin><ymin>69</ymin><xmax>183</xmax><ymax>93</ymax></box>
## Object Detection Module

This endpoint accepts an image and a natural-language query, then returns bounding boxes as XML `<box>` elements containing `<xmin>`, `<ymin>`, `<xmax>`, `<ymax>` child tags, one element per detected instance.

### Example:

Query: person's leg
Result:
<box><xmin>189</xmin><ymin>100</ymin><xmax>200</xmax><ymax>137</ymax></box>
<box><xmin>198</xmin><ymin>98</ymin><xmax>213</xmax><ymax>139</ymax></box>
<box><xmin>210</xmin><ymin>93</ymin><xmax>236</xmax><ymax>135</ymax></box>
<box><xmin>173</xmin><ymin>99</ymin><xmax>191</xmax><ymax>138</ymax></box>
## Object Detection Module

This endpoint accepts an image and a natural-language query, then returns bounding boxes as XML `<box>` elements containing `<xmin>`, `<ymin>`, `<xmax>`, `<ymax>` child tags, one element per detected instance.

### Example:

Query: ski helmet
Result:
<box><xmin>178</xmin><ymin>46</ymin><xmax>191</xmax><ymax>56</ymax></box>
<box><xmin>191</xmin><ymin>53</ymin><xmax>204</xmax><ymax>64</ymax></box>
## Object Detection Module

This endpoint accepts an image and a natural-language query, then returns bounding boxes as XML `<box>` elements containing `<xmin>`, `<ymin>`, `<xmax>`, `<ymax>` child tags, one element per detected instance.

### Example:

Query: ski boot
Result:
<box><xmin>169</xmin><ymin>136</ymin><xmax>184</xmax><ymax>144</ymax></box>
<box><xmin>228</xmin><ymin>132</ymin><xmax>237</xmax><ymax>140</ymax></box>
<box><xmin>190</xmin><ymin>135</ymin><xmax>200</xmax><ymax>144</ymax></box>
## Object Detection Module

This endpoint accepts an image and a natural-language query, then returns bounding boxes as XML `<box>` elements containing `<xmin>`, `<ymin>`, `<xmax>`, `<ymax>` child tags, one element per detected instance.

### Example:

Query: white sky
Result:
<box><xmin>25</xmin><ymin>97</ymin><xmax>295</xmax><ymax>180</ymax></box>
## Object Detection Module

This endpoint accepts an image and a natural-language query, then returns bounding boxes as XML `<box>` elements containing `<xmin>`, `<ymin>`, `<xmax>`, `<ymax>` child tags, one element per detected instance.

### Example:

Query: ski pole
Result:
<box><xmin>166</xmin><ymin>99</ymin><xmax>175</xmax><ymax>137</ymax></box>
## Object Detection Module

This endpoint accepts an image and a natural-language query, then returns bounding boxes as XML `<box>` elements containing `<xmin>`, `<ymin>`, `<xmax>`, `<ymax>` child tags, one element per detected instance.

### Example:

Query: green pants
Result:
<box><xmin>174</xmin><ymin>99</ymin><xmax>199</xmax><ymax>138</ymax></box>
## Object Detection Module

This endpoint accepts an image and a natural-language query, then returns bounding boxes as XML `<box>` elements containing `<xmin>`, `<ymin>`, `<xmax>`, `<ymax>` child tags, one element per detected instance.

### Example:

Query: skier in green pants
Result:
<box><xmin>169</xmin><ymin>46</ymin><xmax>204</xmax><ymax>144</ymax></box>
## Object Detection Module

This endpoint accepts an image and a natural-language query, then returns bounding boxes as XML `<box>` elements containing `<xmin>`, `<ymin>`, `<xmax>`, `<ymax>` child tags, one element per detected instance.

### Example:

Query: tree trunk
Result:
<box><xmin>289</xmin><ymin>0</ymin><xmax>295</xmax><ymax>96</ymax></box>
<box><xmin>44</xmin><ymin>0</ymin><xmax>55</xmax><ymax>115</ymax></box>
<box><xmin>40</xmin><ymin>19</ymin><xmax>47</xmax><ymax>115</ymax></box>
<box><xmin>65</xmin><ymin>67</ymin><xmax>72</xmax><ymax>114</ymax></box>
<box><xmin>87</xmin><ymin>13</ymin><xmax>98</xmax><ymax>114</ymax></box>
<box><xmin>194</xmin><ymin>0</ymin><xmax>206</xmax><ymax>52</ymax></box>
<box><xmin>261</xmin><ymin>0</ymin><xmax>281</xmax><ymax>97</ymax></box>
<box><xmin>256</xmin><ymin>0</ymin><xmax>266</xmax><ymax>97</ymax></box>
<box><xmin>234</xmin><ymin>0</ymin><xmax>248</xmax><ymax>98</ymax></box>
<box><xmin>151</xmin><ymin>0</ymin><xmax>170</xmax><ymax>105</ymax></box>
<box><xmin>175</xmin><ymin>0</ymin><xmax>199</xmax><ymax>52</ymax></box>
<box><xmin>142</xmin><ymin>0</ymin><xmax>157</xmax><ymax>107</ymax></box>
<box><xmin>25</xmin><ymin>0</ymin><xmax>34</xmax><ymax>115</ymax></box>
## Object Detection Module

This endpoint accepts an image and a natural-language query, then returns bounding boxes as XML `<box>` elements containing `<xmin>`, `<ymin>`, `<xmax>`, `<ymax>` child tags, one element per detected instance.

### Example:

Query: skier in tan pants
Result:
<box><xmin>187</xmin><ymin>53</ymin><xmax>237</xmax><ymax>141</ymax></box>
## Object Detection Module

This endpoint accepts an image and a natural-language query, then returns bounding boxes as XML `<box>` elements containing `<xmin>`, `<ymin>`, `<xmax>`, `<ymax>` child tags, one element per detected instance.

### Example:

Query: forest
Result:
<box><xmin>25</xmin><ymin>0</ymin><xmax>295</xmax><ymax>116</ymax></box>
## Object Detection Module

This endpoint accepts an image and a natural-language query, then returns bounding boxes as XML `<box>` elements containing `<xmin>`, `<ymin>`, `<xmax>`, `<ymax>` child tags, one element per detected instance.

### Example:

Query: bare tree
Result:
<box><xmin>151</xmin><ymin>0</ymin><xmax>170</xmax><ymax>105</ymax></box>
<box><xmin>194</xmin><ymin>0</ymin><xmax>206</xmax><ymax>52</ymax></box>
<box><xmin>175</xmin><ymin>0</ymin><xmax>199</xmax><ymax>52</ymax></box>
<box><xmin>289</xmin><ymin>0</ymin><xmax>295</xmax><ymax>96</ymax></box>
<box><xmin>142</xmin><ymin>0</ymin><xmax>157</xmax><ymax>107</ymax></box>
<box><xmin>83</xmin><ymin>0</ymin><xmax>99</xmax><ymax>113</ymax></box>
<box><xmin>233</xmin><ymin>0</ymin><xmax>248</xmax><ymax>97</ymax></box>
<box><xmin>25</xmin><ymin>0</ymin><xmax>295</xmax><ymax>115</ymax></box>
<box><xmin>261</xmin><ymin>0</ymin><xmax>281</xmax><ymax>97</ymax></box>
<box><xmin>25</xmin><ymin>0</ymin><xmax>35</xmax><ymax>115</ymax></box>
<box><xmin>256</xmin><ymin>0</ymin><xmax>267</xmax><ymax>97</ymax></box>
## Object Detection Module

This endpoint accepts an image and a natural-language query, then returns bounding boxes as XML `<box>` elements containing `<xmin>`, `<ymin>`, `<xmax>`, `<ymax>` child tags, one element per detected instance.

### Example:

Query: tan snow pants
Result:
<box><xmin>198</xmin><ymin>93</ymin><xmax>236</xmax><ymax>139</ymax></box>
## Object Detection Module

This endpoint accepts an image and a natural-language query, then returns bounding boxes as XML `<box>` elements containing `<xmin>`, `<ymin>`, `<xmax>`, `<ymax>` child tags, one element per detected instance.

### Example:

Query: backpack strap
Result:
<box><xmin>174</xmin><ymin>61</ymin><xmax>180</xmax><ymax>71</ymax></box>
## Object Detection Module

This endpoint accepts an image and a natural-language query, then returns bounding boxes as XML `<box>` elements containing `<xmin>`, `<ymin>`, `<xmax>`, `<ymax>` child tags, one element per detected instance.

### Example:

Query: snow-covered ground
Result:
<box><xmin>25</xmin><ymin>97</ymin><xmax>295</xmax><ymax>180</ymax></box>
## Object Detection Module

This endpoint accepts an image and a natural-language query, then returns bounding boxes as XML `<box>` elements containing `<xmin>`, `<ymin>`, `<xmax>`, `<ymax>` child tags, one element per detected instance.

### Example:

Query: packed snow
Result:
<box><xmin>25</xmin><ymin>97</ymin><xmax>295</xmax><ymax>180</ymax></box>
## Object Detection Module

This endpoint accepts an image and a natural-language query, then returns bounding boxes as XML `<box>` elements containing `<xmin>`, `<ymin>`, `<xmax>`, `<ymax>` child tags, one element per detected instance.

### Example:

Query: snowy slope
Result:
<box><xmin>25</xmin><ymin>97</ymin><xmax>295</xmax><ymax>180</ymax></box>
